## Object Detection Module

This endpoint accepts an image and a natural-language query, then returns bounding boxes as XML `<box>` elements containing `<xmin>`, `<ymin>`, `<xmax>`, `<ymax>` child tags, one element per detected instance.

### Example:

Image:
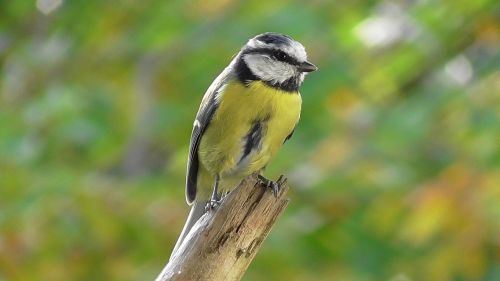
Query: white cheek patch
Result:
<box><xmin>244</xmin><ymin>54</ymin><xmax>296</xmax><ymax>84</ymax></box>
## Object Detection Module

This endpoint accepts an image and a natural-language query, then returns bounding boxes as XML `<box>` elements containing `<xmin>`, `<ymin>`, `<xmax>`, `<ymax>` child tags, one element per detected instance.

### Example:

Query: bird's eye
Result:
<box><xmin>273</xmin><ymin>51</ymin><xmax>289</xmax><ymax>61</ymax></box>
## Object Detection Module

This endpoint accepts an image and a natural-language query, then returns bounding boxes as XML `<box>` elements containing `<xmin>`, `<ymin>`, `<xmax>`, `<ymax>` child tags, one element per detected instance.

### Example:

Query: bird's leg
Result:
<box><xmin>206</xmin><ymin>174</ymin><xmax>221</xmax><ymax>211</ymax></box>
<box><xmin>257</xmin><ymin>174</ymin><xmax>282</xmax><ymax>198</ymax></box>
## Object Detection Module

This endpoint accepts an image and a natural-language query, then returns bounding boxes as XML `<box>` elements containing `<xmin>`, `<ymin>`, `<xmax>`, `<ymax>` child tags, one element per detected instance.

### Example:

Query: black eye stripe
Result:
<box><xmin>272</xmin><ymin>50</ymin><xmax>291</xmax><ymax>62</ymax></box>
<box><xmin>242</xmin><ymin>48</ymin><xmax>299</xmax><ymax>65</ymax></box>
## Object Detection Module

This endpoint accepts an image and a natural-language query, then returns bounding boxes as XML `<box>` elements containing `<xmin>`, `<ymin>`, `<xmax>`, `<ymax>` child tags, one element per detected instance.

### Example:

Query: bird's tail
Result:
<box><xmin>169</xmin><ymin>201</ymin><xmax>206</xmax><ymax>260</ymax></box>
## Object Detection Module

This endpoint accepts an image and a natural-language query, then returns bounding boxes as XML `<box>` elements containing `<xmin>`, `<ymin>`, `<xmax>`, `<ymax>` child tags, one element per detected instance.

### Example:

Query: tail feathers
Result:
<box><xmin>169</xmin><ymin>201</ymin><xmax>206</xmax><ymax>260</ymax></box>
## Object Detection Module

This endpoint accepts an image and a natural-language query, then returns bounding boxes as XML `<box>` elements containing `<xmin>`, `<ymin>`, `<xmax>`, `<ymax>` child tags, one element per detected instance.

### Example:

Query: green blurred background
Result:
<box><xmin>1</xmin><ymin>0</ymin><xmax>499</xmax><ymax>280</ymax></box>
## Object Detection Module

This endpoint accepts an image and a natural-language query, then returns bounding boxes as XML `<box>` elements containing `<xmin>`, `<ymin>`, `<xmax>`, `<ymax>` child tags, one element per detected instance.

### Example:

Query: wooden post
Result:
<box><xmin>156</xmin><ymin>174</ymin><xmax>289</xmax><ymax>281</ymax></box>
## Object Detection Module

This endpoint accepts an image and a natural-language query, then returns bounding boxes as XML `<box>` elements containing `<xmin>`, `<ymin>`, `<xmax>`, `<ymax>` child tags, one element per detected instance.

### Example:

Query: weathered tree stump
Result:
<box><xmin>156</xmin><ymin>174</ymin><xmax>290</xmax><ymax>281</ymax></box>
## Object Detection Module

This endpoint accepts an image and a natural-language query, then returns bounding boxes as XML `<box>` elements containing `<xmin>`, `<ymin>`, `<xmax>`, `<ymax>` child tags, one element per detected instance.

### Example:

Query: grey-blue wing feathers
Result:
<box><xmin>185</xmin><ymin>65</ymin><xmax>234</xmax><ymax>204</ymax></box>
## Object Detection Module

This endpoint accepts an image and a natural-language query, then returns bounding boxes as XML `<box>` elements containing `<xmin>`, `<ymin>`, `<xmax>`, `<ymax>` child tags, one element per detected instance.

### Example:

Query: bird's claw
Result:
<box><xmin>258</xmin><ymin>174</ymin><xmax>284</xmax><ymax>198</ymax></box>
<box><xmin>205</xmin><ymin>199</ymin><xmax>221</xmax><ymax>212</ymax></box>
<box><xmin>204</xmin><ymin>190</ymin><xmax>230</xmax><ymax>212</ymax></box>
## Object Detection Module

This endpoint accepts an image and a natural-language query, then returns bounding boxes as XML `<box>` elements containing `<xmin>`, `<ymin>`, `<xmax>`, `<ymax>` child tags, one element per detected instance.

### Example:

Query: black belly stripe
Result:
<box><xmin>240</xmin><ymin>121</ymin><xmax>262</xmax><ymax>163</ymax></box>
<box><xmin>239</xmin><ymin>115</ymin><xmax>271</xmax><ymax>164</ymax></box>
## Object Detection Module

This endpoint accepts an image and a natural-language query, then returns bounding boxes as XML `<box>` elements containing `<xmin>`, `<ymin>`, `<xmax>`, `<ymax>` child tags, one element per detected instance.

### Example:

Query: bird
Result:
<box><xmin>170</xmin><ymin>32</ymin><xmax>317</xmax><ymax>257</ymax></box>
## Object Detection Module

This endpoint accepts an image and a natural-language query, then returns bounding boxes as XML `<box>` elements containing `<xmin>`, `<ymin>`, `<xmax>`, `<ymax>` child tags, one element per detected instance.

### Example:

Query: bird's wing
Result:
<box><xmin>185</xmin><ymin>65</ymin><xmax>234</xmax><ymax>204</ymax></box>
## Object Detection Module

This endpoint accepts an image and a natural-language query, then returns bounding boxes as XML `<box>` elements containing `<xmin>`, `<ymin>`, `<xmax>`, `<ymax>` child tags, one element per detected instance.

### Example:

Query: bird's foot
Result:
<box><xmin>204</xmin><ymin>189</ymin><xmax>231</xmax><ymax>211</ymax></box>
<box><xmin>257</xmin><ymin>174</ymin><xmax>284</xmax><ymax>198</ymax></box>
<box><xmin>205</xmin><ymin>192</ymin><xmax>223</xmax><ymax>212</ymax></box>
<box><xmin>205</xmin><ymin>198</ymin><xmax>222</xmax><ymax>212</ymax></box>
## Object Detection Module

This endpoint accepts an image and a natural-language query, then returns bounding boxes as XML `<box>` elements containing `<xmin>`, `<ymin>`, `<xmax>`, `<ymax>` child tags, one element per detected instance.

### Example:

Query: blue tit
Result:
<box><xmin>171</xmin><ymin>32</ymin><xmax>317</xmax><ymax>256</ymax></box>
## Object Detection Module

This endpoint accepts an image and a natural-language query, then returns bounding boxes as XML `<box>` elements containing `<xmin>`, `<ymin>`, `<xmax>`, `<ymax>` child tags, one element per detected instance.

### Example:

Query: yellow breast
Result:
<box><xmin>198</xmin><ymin>80</ymin><xmax>301</xmax><ymax>179</ymax></box>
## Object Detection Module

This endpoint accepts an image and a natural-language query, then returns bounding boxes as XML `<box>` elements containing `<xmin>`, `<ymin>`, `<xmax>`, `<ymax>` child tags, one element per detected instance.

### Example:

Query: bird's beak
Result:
<box><xmin>298</xmin><ymin>61</ymin><xmax>318</xmax><ymax>72</ymax></box>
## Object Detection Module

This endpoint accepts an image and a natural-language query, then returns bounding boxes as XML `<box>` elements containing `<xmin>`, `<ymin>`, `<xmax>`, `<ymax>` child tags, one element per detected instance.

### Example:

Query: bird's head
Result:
<box><xmin>236</xmin><ymin>32</ymin><xmax>317</xmax><ymax>92</ymax></box>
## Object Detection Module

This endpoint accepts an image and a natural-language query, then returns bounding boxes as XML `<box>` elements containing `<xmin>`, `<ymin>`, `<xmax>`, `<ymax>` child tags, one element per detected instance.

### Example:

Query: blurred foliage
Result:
<box><xmin>1</xmin><ymin>0</ymin><xmax>499</xmax><ymax>280</ymax></box>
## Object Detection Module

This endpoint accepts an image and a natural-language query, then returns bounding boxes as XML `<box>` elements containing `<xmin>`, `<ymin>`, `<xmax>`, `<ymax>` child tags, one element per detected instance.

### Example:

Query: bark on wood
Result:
<box><xmin>155</xmin><ymin>174</ymin><xmax>290</xmax><ymax>281</ymax></box>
